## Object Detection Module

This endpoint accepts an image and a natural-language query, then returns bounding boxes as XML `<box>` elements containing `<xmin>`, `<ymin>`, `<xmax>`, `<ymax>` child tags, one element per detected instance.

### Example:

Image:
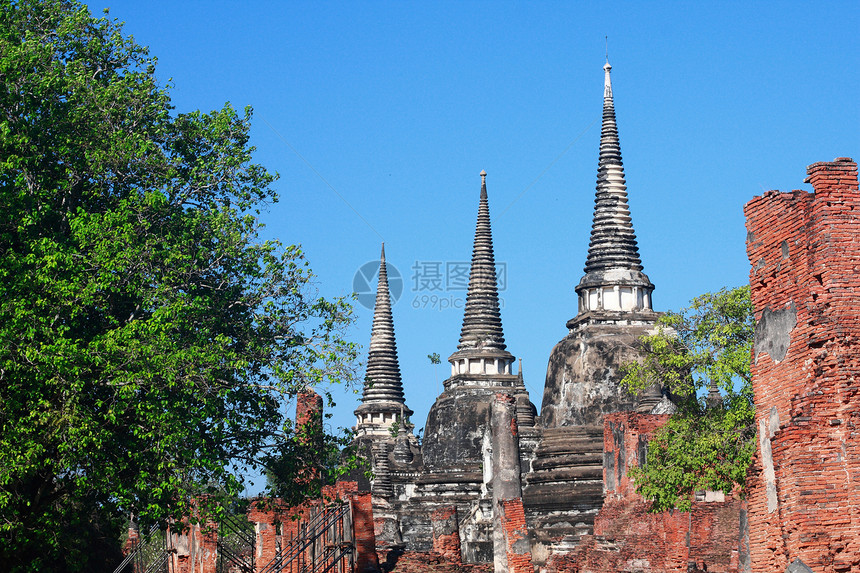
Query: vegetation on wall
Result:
<box><xmin>622</xmin><ymin>286</ymin><xmax>756</xmax><ymax>512</ymax></box>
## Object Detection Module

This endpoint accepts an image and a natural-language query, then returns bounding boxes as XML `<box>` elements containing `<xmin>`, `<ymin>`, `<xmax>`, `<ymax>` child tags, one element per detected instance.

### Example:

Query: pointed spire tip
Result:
<box><xmin>604</xmin><ymin>35</ymin><xmax>610</xmax><ymax>67</ymax></box>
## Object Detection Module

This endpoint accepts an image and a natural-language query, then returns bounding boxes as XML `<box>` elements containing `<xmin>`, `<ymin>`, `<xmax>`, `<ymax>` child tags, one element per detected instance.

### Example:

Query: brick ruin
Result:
<box><xmin>744</xmin><ymin>157</ymin><xmax>860</xmax><ymax>572</ymax></box>
<box><xmin>544</xmin><ymin>413</ymin><xmax>747</xmax><ymax>573</ymax></box>
<box><xmin>124</xmin><ymin>389</ymin><xmax>381</xmax><ymax>573</ymax></box>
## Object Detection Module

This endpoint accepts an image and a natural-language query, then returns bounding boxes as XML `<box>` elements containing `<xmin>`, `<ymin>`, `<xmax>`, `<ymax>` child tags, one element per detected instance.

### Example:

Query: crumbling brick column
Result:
<box><xmin>490</xmin><ymin>393</ymin><xmax>530</xmax><ymax>573</ymax></box>
<box><xmin>351</xmin><ymin>491</ymin><xmax>380</xmax><ymax>572</ymax></box>
<box><xmin>296</xmin><ymin>387</ymin><xmax>324</xmax><ymax>431</ymax></box>
<box><xmin>499</xmin><ymin>498</ymin><xmax>534</xmax><ymax>573</ymax></box>
<box><xmin>431</xmin><ymin>505</ymin><xmax>462</xmax><ymax>563</ymax></box>
<box><xmin>744</xmin><ymin>157</ymin><xmax>860</xmax><ymax>572</ymax></box>
<box><xmin>295</xmin><ymin>388</ymin><xmax>324</xmax><ymax>490</ymax></box>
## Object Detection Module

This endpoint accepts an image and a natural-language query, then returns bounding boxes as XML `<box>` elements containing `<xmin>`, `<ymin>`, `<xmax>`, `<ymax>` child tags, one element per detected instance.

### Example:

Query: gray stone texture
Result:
<box><xmin>540</xmin><ymin>320</ymin><xmax>656</xmax><ymax>428</ymax></box>
<box><xmin>491</xmin><ymin>395</ymin><xmax>521</xmax><ymax>572</ymax></box>
<box><xmin>754</xmin><ymin>302</ymin><xmax>797</xmax><ymax>364</ymax></box>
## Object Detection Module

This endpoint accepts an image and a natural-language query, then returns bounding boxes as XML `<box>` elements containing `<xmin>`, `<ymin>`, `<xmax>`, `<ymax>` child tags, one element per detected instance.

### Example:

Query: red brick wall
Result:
<box><xmin>500</xmin><ymin>498</ymin><xmax>534</xmax><ymax>573</ymax></box>
<box><xmin>603</xmin><ymin>413</ymin><xmax>670</xmax><ymax>501</ymax></box>
<box><xmin>247</xmin><ymin>482</ymin><xmax>378</xmax><ymax>573</ymax></box>
<box><xmin>169</xmin><ymin>522</ymin><xmax>218</xmax><ymax>573</ymax></box>
<box><xmin>351</xmin><ymin>491</ymin><xmax>380</xmax><ymax>573</ymax></box>
<box><xmin>545</xmin><ymin>412</ymin><xmax>743</xmax><ymax>573</ymax></box>
<box><xmin>247</xmin><ymin>499</ymin><xmax>287</xmax><ymax>572</ymax></box>
<box><xmin>744</xmin><ymin>157</ymin><xmax>860</xmax><ymax>572</ymax></box>
<box><xmin>431</xmin><ymin>505</ymin><xmax>462</xmax><ymax>563</ymax></box>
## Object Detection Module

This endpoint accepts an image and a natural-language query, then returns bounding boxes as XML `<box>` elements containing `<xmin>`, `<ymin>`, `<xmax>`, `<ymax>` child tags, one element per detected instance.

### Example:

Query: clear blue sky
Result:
<box><xmin>97</xmin><ymin>1</ymin><xmax>858</xmax><ymax>492</ymax></box>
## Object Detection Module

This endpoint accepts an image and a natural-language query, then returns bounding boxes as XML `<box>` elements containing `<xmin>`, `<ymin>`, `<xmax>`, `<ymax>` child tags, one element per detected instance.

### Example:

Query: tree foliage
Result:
<box><xmin>264</xmin><ymin>396</ymin><xmax>360</xmax><ymax>509</ymax></box>
<box><xmin>0</xmin><ymin>1</ymin><xmax>357</xmax><ymax>570</ymax></box>
<box><xmin>622</xmin><ymin>286</ymin><xmax>755</xmax><ymax>512</ymax></box>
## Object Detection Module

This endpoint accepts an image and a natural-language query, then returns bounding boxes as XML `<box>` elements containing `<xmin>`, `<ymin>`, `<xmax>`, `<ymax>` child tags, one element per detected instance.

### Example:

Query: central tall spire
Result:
<box><xmin>584</xmin><ymin>60</ymin><xmax>643</xmax><ymax>273</ymax></box>
<box><xmin>448</xmin><ymin>171</ymin><xmax>514</xmax><ymax>376</ymax></box>
<box><xmin>574</xmin><ymin>60</ymin><xmax>654</xmax><ymax>320</ymax></box>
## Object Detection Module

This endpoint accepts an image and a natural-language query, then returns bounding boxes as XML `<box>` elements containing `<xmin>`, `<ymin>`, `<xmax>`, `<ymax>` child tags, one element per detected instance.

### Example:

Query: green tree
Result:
<box><xmin>0</xmin><ymin>1</ymin><xmax>357</xmax><ymax>570</ymax></box>
<box><xmin>263</xmin><ymin>390</ymin><xmax>363</xmax><ymax>508</ymax></box>
<box><xmin>622</xmin><ymin>286</ymin><xmax>755</xmax><ymax>512</ymax></box>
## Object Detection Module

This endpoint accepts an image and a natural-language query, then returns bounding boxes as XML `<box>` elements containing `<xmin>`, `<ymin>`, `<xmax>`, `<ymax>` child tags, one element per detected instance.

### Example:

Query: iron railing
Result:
<box><xmin>112</xmin><ymin>523</ymin><xmax>173</xmax><ymax>573</ymax></box>
<box><xmin>258</xmin><ymin>502</ymin><xmax>353</xmax><ymax>573</ymax></box>
<box><xmin>217</xmin><ymin>511</ymin><xmax>256</xmax><ymax>573</ymax></box>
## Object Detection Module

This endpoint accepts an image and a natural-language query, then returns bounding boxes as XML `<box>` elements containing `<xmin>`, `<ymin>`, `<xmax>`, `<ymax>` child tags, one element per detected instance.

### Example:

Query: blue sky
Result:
<box><xmin>96</xmin><ymin>1</ymin><xmax>858</xmax><ymax>492</ymax></box>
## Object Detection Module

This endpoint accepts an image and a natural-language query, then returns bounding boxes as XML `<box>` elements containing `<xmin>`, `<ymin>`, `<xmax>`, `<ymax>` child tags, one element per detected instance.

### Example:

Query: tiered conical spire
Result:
<box><xmin>357</xmin><ymin>244</ymin><xmax>410</xmax><ymax>409</ymax></box>
<box><xmin>456</xmin><ymin>171</ymin><xmax>508</xmax><ymax>353</ymax></box>
<box><xmin>392</xmin><ymin>404</ymin><xmax>414</xmax><ymax>463</ymax></box>
<box><xmin>515</xmin><ymin>359</ymin><xmax>536</xmax><ymax>427</ymax></box>
<box><xmin>574</xmin><ymin>60</ymin><xmax>654</xmax><ymax>319</ymax></box>
<box><xmin>583</xmin><ymin>60</ymin><xmax>643</xmax><ymax>274</ymax></box>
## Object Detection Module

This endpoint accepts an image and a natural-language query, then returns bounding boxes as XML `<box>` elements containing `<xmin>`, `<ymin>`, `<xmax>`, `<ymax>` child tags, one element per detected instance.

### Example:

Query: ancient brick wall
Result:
<box><xmin>544</xmin><ymin>412</ymin><xmax>744</xmax><ymax>573</ymax></box>
<box><xmin>603</xmin><ymin>413</ymin><xmax>670</xmax><ymax>501</ymax></box>
<box><xmin>247</xmin><ymin>482</ymin><xmax>378</xmax><ymax>573</ymax></box>
<box><xmin>169</xmin><ymin>521</ymin><xmax>218</xmax><ymax>573</ymax></box>
<box><xmin>431</xmin><ymin>505</ymin><xmax>463</xmax><ymax>563</ymax></box>
<box><xmin>246</xmin><ymin>500</ymin><xmax>283</xmax><ymax>571</ymax></box>
<box><xmin>247</xmin><ymin>482</ymin><xmax>373</xmax><ymax>572</ymax></box>
<box><xmin>351</xmin><ymin>491</ymin><xmax>381</xmax><ymax>573</ymax></box>
<box><xmin>499</xmin><ymin>498</ymin><xmax>533</xmax><ymax>573</ymax></box>
<box><xmin>380</xmin><ymin>551</ymin><xmax>493</xmax><ymax>572</ymax></box>
<box><xmin>744</xmin><ymin>157</ymin><xmax>860</xmax><ymax>572</ymax></box>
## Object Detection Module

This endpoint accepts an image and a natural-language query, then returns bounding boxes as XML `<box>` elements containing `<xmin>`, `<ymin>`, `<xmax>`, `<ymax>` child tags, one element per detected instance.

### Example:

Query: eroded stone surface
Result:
<box><xmin>753</xmin><ymin>303</ymin><xmax>797</xmax><ymax>364</ymax></box>
<box><xmin>540</xmin><ymin>321</ymin><xmax>656</xmax><ymax>428</ymax></box>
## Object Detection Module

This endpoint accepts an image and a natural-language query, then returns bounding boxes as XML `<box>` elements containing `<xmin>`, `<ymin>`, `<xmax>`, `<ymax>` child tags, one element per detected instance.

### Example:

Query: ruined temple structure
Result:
<box><xmin>350</xmin><ymin>60</ymin><xmax>675</xmax><ymax>568</ymax></box>
<box><xmin>409</xmin><ymin>169</ymin><xmax>538</xmax><ymax>564</ymax></box>
<box><xmin>744</xmin><ymin>158</ymin><xmax>860</xmax><ymax>572</ymax></box>
<box><xmin>352</xmin><ymin>243</ymin><xmax>423</xmax><ymax>546</ymax></box>
<box><xmin>353</xmin><ymin>169</ymin><xmax>539</xmax><ymax>564</ymax></box>
<box><xmin>134</xmin><ymin>60</ymin><xmax>857</xmax><ymax>571</ymax></box>
<box><xmin>522</xmin><ymin>58</ymin><xmax>669</xmax><ymax>563</ymax></box>
<box><xmin>155</xmin><ymin>156</ymin><xmax>858</xmax><ymax>573</ymax></box>
<box><xmin>343</xmin><ymin>62</ymin><xmax>860</xmax><ymax>573</ymax></box>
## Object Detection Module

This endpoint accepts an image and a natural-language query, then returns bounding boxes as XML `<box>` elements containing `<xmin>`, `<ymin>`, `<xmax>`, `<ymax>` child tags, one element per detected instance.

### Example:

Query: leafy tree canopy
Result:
<box><xmin>0</xmin><ymin>1</ymin><xmax>357</xmax><ymax>569</ymax></box>
<box><xmin>622</xmin><ymin>285</ymin><xmax>755</xmax><ymax>512</ymax></box>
